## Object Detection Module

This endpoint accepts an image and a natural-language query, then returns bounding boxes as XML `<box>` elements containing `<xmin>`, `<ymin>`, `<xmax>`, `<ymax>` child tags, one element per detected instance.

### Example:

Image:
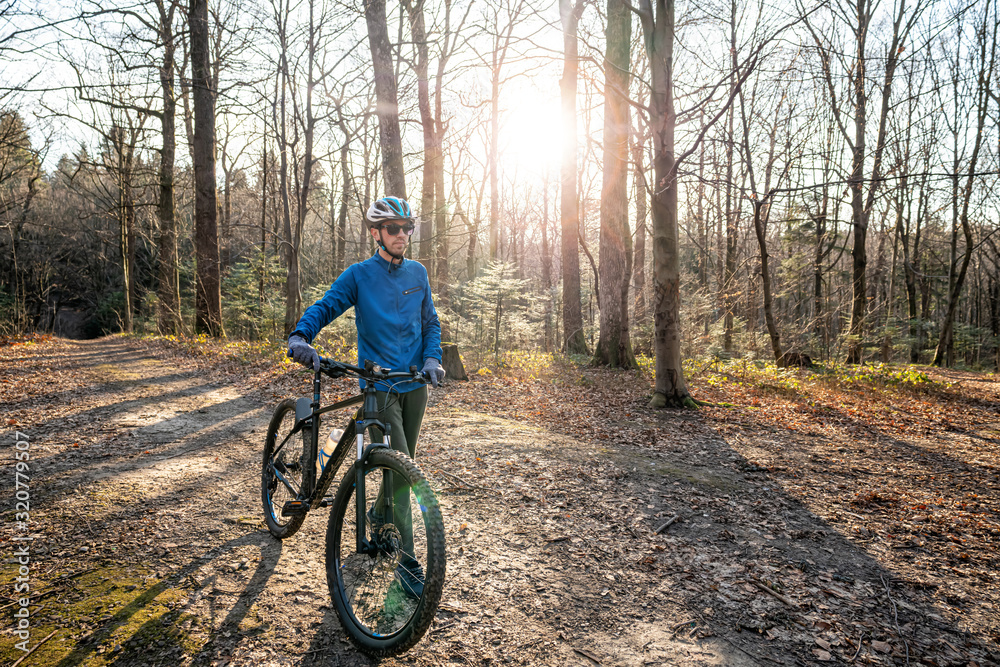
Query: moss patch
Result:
<box><xmin>0</xmin><ymin>562</ymin><xmax>196</xmax><ymax>666</ymax></box>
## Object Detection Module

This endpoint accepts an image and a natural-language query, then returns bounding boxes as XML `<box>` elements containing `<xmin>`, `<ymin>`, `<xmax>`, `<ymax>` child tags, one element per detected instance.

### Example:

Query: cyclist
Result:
<box><xmin>286</xmin><ymin>195</ymin><xmax>445</xmax><ymax>599</ymax></box>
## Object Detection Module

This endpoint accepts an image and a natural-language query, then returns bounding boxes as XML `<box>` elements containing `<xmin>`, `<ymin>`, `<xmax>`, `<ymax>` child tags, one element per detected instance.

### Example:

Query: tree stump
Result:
<box><xmin>778</xmin><ymin>351</ymin><xmax>814</xmax><ymax>368</ymax></box>
<box><xmin>441</xmin><ymin>344</ymin><xmax>468</xmax><ymax>381</ymax></box>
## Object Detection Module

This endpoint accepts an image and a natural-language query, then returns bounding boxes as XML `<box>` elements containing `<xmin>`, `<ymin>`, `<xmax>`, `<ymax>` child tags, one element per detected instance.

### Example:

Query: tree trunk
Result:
<box><xmin>404</xmin><ymin>0</ymin><xmax>435</xmax><ymax>271</ymax></box>
<box><xmin>259</xmin><ymin>143</ymin><xmax>268</xmax><ymax>315</ymax></box>
<box><xmin>722</xmin><ymin>102</ymin><xmax>737</xmax><ymax>354</ymax></box>
<box><xmin>818</xmin><ymin>0</ymin><xmax>914</xmax><ymax>364</ymax></box>
<box><xmin>641</xmin><ymin>0</ymin><xmax>692</xmax><ymax>408</ymax></box>
<box><xmin>814</xmin><ymin>210</ymin><xmax>826</xmax><ymax>355</ymax></box>
<box><xmin>752</xmin><ymin>200</ymin><xmax>782</xmax><ymax>363</ymax></box>
<box><xmin>337</xmin><ymin>142</ymin><xmax>350</xmax><ymax>275</ymax></box>
<box><xmin>842</xmin><ymin>4</ymin><xmax>870</xmax><ymax>364</ymax></box>
<box><xmin>453</xmin><ymin>195</ymin><xmax>476</xmax><ymax>281</ymax></box>
<box><xmin>631</xmin><ymin>127</ymin><xmax>647</xmax><ymax>327</ymax></box>
<box><xmin>432</xmin><ymin>0</ymin><xmax>458</xmax><ymax>338</ymax></box>
<box><xmin>881</xmin><ymin>220</ymin><xmax>900</xmax><ymax>363</ymax></box>
<box><xmin>116</xmin><ymin>134</ymin><xmax>133</xmax><ymax>334</ymax></box>
<box><xmin>738</xmin><ymin>59</ymin><xmax>786</xmax><ymax>366</ymax></box>
<box><xmin>541</xmin><ymin>176</ymin><xmax>554</xmax><ymax>351</ymax></box>
<box><xmin>434</xmin><ymin>131</ymin><xmax>450</xmax><ymax>338</ymax></box>
<box><xmin>594</xmin><ymin>0</ymin><xmax>635</xmax><ymax>368</ymax></box>
<box><xmin>220</xmin><ymin>140</ymin><xmax>232</xmax><ymax>271</ymax></box>
<box><xmin>125</xmin><ymin>176</ymin><xmax>138</xmax><ymax>323</ymax></box>
<box><xmin>156</xmin><ymin>0</ymin><xmax>181</xmax><ymax>335</ymax></box>
<box><xmin>559</xmin><ymin>0</ymin><xmax>588</xmax><ymax>354</ymax></box>
<box><xmin>274</xmin><ymin>21</ymin><xmax>297</xmax><ymax>336</ymax></box>
<box><xmin>365</xmin><ymin>0</ymin><xmax>406</xmax><ymax>198</ymax></box>
<box><xmin>189</xmin><ymin>0</ymin><xmax>223</xmax><ymax>336</ymax></box>
<box><xmin>915</xmin><ymin>165</ymin><xmax>931</xmax><ymax>361</ymax></box>
<box><xmin>290</xmin><ymin>0</ymin><xmax>319</xmax><ymax>332</ymax></box>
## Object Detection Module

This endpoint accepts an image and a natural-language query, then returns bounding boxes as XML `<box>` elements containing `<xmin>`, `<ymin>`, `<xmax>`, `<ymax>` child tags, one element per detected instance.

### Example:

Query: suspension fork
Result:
<box><xmin>355</xmin><ymin>384</ymin><xmax>393</xmax><ymax>555</ymax></box>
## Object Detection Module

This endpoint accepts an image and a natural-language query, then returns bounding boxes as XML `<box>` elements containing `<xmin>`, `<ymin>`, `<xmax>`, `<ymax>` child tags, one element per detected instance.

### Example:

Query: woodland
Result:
<box><xmin>3</xmin><ymin>3</ymin><xmax>1000</xmax><ymax>665</ymax></box>
<box><xmin>2</xmin><ymin>0</ymin><xmax>1000</xmax><ymax>405</ymax></box>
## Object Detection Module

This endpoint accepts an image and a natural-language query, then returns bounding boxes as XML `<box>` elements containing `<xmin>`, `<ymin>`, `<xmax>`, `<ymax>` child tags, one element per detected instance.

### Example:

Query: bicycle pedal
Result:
<box><xmin>317</xmin><ymin>496</ymin><xmax>334</xmax><ymax>508</ymax></box>
<box><xmin>281</xmin><ymin>500</ymin><xmax>310</xmax><ymax>516</ymax></box>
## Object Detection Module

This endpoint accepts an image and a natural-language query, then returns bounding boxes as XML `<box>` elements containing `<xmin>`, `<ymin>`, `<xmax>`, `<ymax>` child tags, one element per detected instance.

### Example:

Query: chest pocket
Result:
<box><xmin>399</xmin><ymin>285</ymin><xmax>423</xmax><ymax>325</ymax></box>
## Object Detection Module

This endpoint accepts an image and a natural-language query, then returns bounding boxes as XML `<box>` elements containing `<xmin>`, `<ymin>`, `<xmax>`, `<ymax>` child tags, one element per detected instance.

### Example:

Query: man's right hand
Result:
<box><xmin>287</xmin><ymin>334</ymin><xmax>320</xmax><ymax>371</ymax></box>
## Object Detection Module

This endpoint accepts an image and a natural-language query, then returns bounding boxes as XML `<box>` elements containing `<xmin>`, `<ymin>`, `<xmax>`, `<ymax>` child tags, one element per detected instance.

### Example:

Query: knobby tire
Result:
<box><xmin>325</xmin><ymin>448</ymin><xmax>446</xmax><ymax>656</ymax></box>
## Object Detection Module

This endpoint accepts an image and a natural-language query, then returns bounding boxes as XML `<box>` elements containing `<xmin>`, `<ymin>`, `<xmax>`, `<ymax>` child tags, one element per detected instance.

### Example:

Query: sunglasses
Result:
<box><xmin>380</xmin><ymin>222</ymin><xmax>416</xmax><ymax>236</ymax></box>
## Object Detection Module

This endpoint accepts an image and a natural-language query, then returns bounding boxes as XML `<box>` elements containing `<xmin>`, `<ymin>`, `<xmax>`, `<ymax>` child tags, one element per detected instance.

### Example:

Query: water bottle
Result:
<box><xmin>318</xmin><ymin>428</ymin><xmax>345</xmax><ymax>474</ymax></box>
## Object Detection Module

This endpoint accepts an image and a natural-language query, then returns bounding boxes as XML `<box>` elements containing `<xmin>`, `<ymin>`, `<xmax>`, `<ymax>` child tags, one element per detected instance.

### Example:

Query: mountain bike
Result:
<box><xmin>260</xmin><ymin>357</ymin><xmax>446</xmax><ymax>656</ymax></box>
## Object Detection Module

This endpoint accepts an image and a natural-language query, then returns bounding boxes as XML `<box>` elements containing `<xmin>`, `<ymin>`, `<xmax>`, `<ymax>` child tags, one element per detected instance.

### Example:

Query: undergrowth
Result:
<box><xmin>686</xmin><ymin>357</ymin><xmax>943</xmax><ymax>401</ymax></box>
<box><xmin>113</xmin><ymin>334</ymin><xmax>966</xmax><ymax>413</ymax></box>
<box><xmin>0</xmin><ymin>332</ymin><xmax>54</xmax><ymax>346</ymax></box>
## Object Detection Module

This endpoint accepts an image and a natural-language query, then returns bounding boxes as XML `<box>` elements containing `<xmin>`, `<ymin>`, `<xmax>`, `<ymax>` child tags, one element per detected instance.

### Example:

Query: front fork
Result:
<box><xmin>354</xmin><ymin>418</ymin><xmax>393</xmax><ymax>555</ymax></box>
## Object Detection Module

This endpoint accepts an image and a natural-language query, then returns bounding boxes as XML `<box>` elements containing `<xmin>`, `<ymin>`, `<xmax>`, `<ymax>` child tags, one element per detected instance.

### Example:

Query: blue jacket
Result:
<box><xmin>291</xmin><ymin>253</ymin><xmax>442</xmax><ymax>393</ymax></box>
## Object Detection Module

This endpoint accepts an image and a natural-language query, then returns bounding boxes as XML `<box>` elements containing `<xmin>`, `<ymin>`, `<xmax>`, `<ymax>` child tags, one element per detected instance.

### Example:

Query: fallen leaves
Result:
<box><xmin>8</xmin><ymin>336</ymin><xmax>1000</xmax><ymax>667</ymax></box>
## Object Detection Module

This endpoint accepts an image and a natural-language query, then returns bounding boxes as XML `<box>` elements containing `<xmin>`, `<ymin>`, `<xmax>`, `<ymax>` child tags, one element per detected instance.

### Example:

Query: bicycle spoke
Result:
<box><xmin>328</xmin><ymin>451</ymin><xmax>437</xmax><ymax>644</ymax></box>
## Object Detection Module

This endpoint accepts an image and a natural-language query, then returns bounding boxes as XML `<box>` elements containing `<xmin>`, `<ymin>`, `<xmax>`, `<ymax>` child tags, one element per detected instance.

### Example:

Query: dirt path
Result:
<box><xmin>1</xmin><ymin>337</ymin><xmax>998</xmax><ymax>666</ymax></box>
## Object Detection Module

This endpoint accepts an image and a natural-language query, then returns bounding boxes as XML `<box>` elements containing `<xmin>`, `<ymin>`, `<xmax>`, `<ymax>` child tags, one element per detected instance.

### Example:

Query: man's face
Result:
<box><xmin>372</xmin><ymin>220</ymin><xmax>413</xmax><ymax>257</ymax></box>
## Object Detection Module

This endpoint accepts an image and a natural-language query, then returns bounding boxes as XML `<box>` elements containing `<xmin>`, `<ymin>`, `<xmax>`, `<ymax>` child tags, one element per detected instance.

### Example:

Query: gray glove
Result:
<box><xmin>287</xmin><ymin>334</ymin><xmax>320</xmax><ymax>371</ymax></box>
<box><xmin>421</xmin><ymin>358</ymin><xmax>445</xmax><ymax>388</ymax></box>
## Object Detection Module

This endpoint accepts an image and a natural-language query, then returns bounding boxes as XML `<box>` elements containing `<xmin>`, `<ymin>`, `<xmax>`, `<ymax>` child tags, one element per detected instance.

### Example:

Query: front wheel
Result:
<box><xmin>325</xmin><ymin>448</ymin><xmax>446</xmax><ymax>656</ymax></box>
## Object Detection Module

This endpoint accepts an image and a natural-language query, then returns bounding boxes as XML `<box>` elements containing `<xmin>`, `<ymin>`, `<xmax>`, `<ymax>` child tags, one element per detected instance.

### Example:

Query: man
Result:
<box><xmin>287</xmin><ymin>196</ymin><xmax>444</xmax><ymax>599</ymax></box>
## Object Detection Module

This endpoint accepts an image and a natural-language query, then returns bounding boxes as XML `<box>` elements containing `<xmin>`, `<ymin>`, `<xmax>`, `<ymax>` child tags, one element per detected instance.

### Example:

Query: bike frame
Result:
<box><xmin>270</xmin><ymin>360</ymin><xmax>424</xmax><ymax>556</ymax></box>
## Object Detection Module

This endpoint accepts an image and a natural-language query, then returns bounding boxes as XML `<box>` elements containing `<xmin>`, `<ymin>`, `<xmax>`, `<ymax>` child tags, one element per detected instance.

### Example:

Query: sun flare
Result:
<box><xmin>499</xmin><ymin>92</ymin><xmax>562</xmax><ymax>176</ymax></box>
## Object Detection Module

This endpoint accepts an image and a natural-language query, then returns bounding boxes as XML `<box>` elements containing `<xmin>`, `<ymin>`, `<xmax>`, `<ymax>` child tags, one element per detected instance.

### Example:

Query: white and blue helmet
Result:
<box><xmin>366</xmin><ymin>196</ymin><xmax>414</xmax><ymax>227</ymax></box>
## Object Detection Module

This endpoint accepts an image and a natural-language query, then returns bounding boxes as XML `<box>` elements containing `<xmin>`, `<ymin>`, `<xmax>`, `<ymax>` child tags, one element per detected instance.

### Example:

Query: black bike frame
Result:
<box><xmin>273</xmin><ymin>362</ymin><xmax>421</xmax><ymax>556</ymax></box>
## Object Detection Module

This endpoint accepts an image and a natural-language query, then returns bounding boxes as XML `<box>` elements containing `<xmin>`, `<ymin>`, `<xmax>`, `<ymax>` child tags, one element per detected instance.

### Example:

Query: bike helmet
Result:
<box><xmin>366</xmin><ymin>196</ymin><xmax>414</xmax><ymax>227</ymax></box>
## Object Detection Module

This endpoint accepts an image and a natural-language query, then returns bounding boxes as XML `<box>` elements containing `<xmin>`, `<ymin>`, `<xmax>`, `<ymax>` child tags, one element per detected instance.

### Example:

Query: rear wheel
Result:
<box><xmin>262</xmin><ymin>399</ymin><xmax>308</xmax><ymax>539</ymax></box>
<box><xmin>325</xmin><ymin>448</ymin><xmax>445</xmax><ymax>656</ymax></box>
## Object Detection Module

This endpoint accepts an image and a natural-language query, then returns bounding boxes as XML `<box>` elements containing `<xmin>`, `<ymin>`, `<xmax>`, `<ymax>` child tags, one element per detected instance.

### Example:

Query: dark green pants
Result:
<box><xmin>370</xmin><ymin>386</ymin><xmax>427</xmax><ymax>561</ymax></box>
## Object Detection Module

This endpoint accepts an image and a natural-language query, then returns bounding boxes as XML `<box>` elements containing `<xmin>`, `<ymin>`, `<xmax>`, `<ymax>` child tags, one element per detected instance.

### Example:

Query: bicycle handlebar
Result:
<box><xmin>318</xmin><ymin>357</ymin><xmax>429</xmax><ymax>385</ymax></box>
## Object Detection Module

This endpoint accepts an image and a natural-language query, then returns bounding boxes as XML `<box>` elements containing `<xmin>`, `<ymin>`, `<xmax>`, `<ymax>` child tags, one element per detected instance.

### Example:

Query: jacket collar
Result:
<box><xmin>372</xmin><ymin>250</ymin><xmax>405</xmax><ymax>270</ymax></box>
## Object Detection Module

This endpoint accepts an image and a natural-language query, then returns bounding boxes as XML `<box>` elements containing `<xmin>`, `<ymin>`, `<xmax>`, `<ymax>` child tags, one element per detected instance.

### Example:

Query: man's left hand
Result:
<box><xmin>421</xmin><ymin>358</ymin><xmax>445</xmax><ymax>388</ymax></box>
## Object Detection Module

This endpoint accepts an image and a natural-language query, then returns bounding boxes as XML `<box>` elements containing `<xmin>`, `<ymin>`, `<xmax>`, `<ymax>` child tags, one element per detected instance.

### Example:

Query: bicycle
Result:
<box><xmin>260</xmin><ymin>357</ymin><xmax>446</xmax><ymax>656</ymax></box>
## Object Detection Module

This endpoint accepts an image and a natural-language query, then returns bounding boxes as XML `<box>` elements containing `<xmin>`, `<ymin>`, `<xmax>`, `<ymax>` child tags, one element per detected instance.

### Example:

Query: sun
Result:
<box><xmin>498</xmin><ymin>90</ymin><xmax>562</xmax><ymax>177</ymax></box>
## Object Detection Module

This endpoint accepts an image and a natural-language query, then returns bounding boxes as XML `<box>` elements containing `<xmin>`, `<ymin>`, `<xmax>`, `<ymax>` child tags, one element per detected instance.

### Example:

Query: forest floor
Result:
<box><xmin>0</xmin><ymin>335</ymin><xmax>999</xmax><ymax>667</ymax></box>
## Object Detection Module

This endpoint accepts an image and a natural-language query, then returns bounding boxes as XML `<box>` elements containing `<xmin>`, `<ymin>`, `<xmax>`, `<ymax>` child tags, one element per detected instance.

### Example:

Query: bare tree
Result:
<box><xmin>594</xmin><ymin>0</ymin><xmax>635</xmax><ymax>367</ymax></box>
<box><xmin>189</xmin><ymin>0</ymin><xmax>223</xmax><ymax>336</ymax></box>
<box><xmin>636</xmin><ymin>0</ymin><xmax>793</xmax><ymax>406</ymax></box>
<box><xmin>635</xmin><ymin>0</ymin><xmax>691</xmax><ymax>406</ymax></box>
<box><xmin>934</xmin><ymin>0</ymin><xmax>997</xmax><ymax>366</ymax></box>
<box><xmin>154</xmin><ymin>0</ymin><xmax>182</xmax><ymax>335</ymax></box>
<box><xmin>630</xmin><ymin>116</ymin><xmax>648</xmax><ymax>329</ymax></box>
<box><xmin>559</xmin><ymin>0</ymin><xmax>588</xmax><ymax>354</ymax></box>
<box><xmin>738</xmin><ymin>57</ymin><xmax>799</xmax><ymax>365</ymax></box>
<box><xmin>804</xmin><ymin>0</ymin><xmax>925</xmax><ymax>363</ymax></box>
<box><xmin>365</xmin><ymin>0</ymin><xmax>406</xmax><ymax>197</ymax></box>
<box><xmin>403</xmin><ymin>0</ymin><xmax>436</xmax><ymax>268</ymax></box>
